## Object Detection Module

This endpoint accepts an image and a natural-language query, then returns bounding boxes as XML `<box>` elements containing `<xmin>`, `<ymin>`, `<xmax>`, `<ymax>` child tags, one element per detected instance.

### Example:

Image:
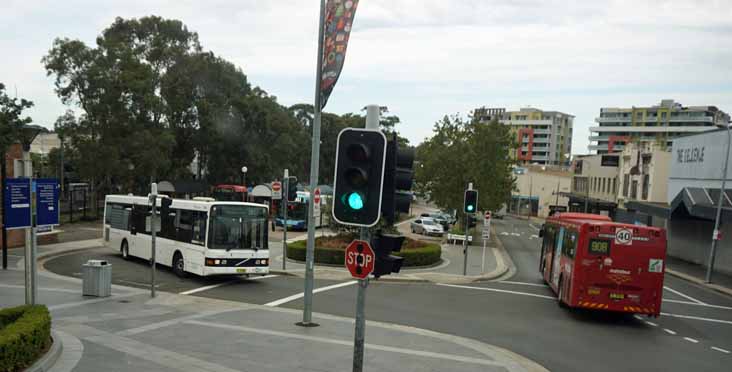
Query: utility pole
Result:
<box><xmin>300</xmin><ymin>0</ymin><xmax>326</xmax><ymax>327</ymax></box>
<box><xmin>283</xmin><ymin>169</ymin><xmax>289</xmax><ymax>270</ymax></box>
<box><xmin>706</xmin><ymin>124</ymin><xmax>731</xmax><ymax>283</ymax></box>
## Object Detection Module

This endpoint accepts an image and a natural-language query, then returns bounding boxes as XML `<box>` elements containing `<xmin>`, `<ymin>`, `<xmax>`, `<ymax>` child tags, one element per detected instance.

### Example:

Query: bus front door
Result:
<box><xmin>551</xmin><ymin>227</ymin><xmax>565</xmax><ymax>287</ymax></box>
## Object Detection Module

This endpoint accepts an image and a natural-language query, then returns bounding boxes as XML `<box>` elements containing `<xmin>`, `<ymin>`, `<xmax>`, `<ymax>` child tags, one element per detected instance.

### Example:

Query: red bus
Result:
<box><xmin>539</xmin><ymin>213</ymin><xmax>667</xmax><ymax>317</ymax></box>
<box><xmin>213</xmin><ymin>185</ymin><xmax>247</xmax><ymax>202</ymax></box>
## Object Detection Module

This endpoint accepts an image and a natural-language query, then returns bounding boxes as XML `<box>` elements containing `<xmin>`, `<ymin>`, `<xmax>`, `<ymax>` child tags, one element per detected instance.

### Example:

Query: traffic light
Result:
<box><xmin>382</xmin><ymin>133</ymin><xmax>415</xmax><ymax>224</ymax></box>
<box><xmin>286</xmin><ymin>176</ymin><xmax>298</xmax><ymax>202</ymax></box>
<box><xmin>332</xmin><ymin>128</ymin><xmax>387</xmax><ymax>227</ymax></box>
<box><xmin>464</xmin><ymin>190</ymin><xmax>478</xmax><ymax>214</ymax></box>
<box><xmin>371</xmin><ymin>232</ymin><xmax>405</xmax><ymax>278</ymax></box>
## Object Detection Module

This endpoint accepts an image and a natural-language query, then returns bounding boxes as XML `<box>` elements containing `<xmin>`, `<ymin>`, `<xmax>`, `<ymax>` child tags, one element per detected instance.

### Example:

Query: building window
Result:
<box><xmin>623</xmin><ymin>174</ymin><xmax>630</xmax><ymax>197</ymax></box>
<box><xmin>642</xmin><ymin>175</ymin><xmax>649</xmax><ymax>200</ymax></box>
<box><xmin>612</xmin><ymin>178</ymin><xmax>617</xmax><ymax>195</ymax></box>
<box><xmin>631</xmin><ymin>180</ymin><xmax>638</xmax><ymax>199</ymax></box>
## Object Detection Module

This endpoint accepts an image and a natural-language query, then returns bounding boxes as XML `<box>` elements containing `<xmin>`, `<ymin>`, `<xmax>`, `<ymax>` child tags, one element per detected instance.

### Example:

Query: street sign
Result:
<box><xmin>36</xmin><ymin>178</ymin><xmax>60</xmax><ymax>227</ymax></box>
<box><xmin>271</xmin><ymin>181</ymin><xmax>282</xmax><ymax>200</ymax></box>
<box><xmin>313</xmin><ymin>187</ymin><xmax>321</xmax><ymax>214</ymax></box>
<box><xmin>484</xmin><ymin>211</ymin><xmax>491</xmax><ymax>226</ymax></box>
<box><xmin>345</xmin><ymin>240</ymin><xmax>375</xmax><ymax>279</ymax></box>
<box><xmin>3</xmin><ymin>178</ymin><xmax>32</xmax><ymax>230</ymax></box>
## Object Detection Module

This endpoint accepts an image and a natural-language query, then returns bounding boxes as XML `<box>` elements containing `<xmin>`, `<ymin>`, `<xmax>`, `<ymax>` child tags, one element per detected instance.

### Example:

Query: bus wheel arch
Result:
<box><xmin>172</xmin><ymin>251</ymin><xmax>186</xmax><ymax>278</ymax></box>
<box><xmin>121</xmin><ymin>240</ymin><xmax>130</xmax><ymax>260</ymax></box>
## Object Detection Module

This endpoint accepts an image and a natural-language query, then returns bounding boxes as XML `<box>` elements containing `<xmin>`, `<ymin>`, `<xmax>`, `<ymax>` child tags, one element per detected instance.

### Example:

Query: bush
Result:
<box><xmin>0</xmin><ymin>305</ymin><xmax>52</xmax><ymax>372</ymax></box>
<box><xmin>287</xmin><ymin>234</ymin><xmax>442</xmax><ymax>267</ymax></box>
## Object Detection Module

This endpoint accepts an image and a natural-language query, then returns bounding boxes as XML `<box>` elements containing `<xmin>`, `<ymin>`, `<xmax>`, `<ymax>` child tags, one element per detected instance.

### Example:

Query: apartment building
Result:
<box><xmin>589</xmin><ymin>99</ymin><xmax>729</xmax><ymax>154</ymax></box>
<box><xmin>474</xmin><ymin>106</ymin><xmax>574</xmax><ymax>165</ymax></box>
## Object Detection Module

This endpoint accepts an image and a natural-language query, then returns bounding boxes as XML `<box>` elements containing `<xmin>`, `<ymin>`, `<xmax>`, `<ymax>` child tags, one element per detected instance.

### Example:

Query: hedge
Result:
<box><xmin>287</xmin><ymin>239</ymin><xmax>442</xmax><ymax>267</ymax></box>
<box><xmin>0</xmin><ymin>305</ymin><xmax>52</xmax><ymax>372</ymax></box>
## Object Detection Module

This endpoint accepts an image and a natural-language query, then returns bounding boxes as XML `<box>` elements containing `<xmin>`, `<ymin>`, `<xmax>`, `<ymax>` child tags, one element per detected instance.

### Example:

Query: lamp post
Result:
<box><xmin>241</xmin><ymin>166</ymin><xmax>248</xmax><ymax>187</ymax></box>
<box><xmin>706</xmin><ymin>124</ymin><xmax>731</xmax><ymax>283</ymax></box>
<box><xmin>19</xmin><ymin>124</ymin><xmax>44</xmax><ymax>304</ymax></box>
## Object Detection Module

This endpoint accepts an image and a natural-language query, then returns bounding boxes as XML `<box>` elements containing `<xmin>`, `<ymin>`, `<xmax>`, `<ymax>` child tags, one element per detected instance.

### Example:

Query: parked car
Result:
<box><xmin>438</xmin><ymin>210</ymin><xmax>457</xmax><ymax>225</ymax></box>
<box><xmin>410</xmin><ymin>218</ymin><xmax>445</xmax><ymax>236</ymax></box>
<box><xmin>420</xmin><ymin>213</ymin><xmax>450</xmax><ymax>229</ymax></box>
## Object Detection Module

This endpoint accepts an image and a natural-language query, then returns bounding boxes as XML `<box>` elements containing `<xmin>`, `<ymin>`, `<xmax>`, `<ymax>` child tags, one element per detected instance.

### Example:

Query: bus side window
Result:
<box><xmin>563</xmin><ymin>231</ymin><xmax>577</xmax><ymax>258</ymax></box>
<box><xmin>192</xmin><ymin>212</ymin><xmax>207</xmax><ymax>246</ymax></box>
<box><xmin>160</xmin><ymin>209</ymin><xmax>177</xmax><ymax>240</ymax></box>
<box><xmin>177</xmin><ymin>210</ymin><xmax>194</xmax><ymax>243</ymax></box>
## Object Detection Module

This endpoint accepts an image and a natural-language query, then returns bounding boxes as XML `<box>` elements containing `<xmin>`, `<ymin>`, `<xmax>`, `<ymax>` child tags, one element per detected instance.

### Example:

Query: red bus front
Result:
<box><xmin>541</xmin><ymin>213</ymin><xmax>667</xmax><ymax>317</ymax></box>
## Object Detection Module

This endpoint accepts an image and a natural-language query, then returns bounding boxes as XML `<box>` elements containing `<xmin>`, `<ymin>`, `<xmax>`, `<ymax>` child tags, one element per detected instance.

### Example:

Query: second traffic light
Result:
<box><xmin>382</xmin><ymin>133</ymin><xmax>415</xmax><ymax>225</ymax></box>
<box><xmin>464</xmin><ymin>189</ymin><xmax>478</xmax><ymax>214</ymax></box>
<box><xmin>332</xmin><ymin>128</ymin><xmax>387</xmax><ymax>227</ymax></box>
<box><xmin>286</xmin><ymin>176</ymin><xmax>298</xmax><ymax>202</ymax></box>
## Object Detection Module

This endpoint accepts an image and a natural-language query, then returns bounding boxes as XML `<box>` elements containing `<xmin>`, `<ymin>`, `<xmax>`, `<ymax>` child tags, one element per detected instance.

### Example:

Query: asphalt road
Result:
<box><xmin>43</xmin><ymin>215</ymin><xmax>732</xmax><ymax>371</ymax></box>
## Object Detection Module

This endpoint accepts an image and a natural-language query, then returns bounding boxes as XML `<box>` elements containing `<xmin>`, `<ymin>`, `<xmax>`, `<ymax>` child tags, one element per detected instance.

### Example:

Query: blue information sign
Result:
<box><xmin>3</xmin><ymin>178</ymin><xmax>32</xmax><ymax>230</ymax></box>
<box><xmin>35</xmin><ymin>178</ymin><xmax>60</xmax><ymax>227</ymax></box>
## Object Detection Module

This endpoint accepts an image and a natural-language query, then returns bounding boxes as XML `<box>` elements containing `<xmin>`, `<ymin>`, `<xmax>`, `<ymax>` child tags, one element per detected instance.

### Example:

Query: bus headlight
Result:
<box><xmin>214</xmin><ymin>260</ymin><xmax>220</xmax><ymax>265</ymax></box>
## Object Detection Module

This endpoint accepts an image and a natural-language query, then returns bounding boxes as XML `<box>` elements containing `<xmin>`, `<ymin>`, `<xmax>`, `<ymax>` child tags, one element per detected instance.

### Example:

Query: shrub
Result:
<box><xmin>0</xmin><ymin>305</ymin><xmax>52</xmax><ymax>372</ymax></box>
<box><xmin>286</xmin><ymin>234</ymin><xmax>442</xmax><ymax>267</ymax></box>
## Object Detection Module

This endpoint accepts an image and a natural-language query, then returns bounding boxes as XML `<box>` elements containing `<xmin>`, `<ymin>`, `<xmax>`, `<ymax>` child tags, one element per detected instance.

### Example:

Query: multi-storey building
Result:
<box><xmin>474</xmin><ymin>107</ymin><xmax>574</xmax><ymax>165</ymax></box>
<box><xmin>589</xmin><ymin>99</ymin><xmax>730</xmax><ymax>154</ymax></box>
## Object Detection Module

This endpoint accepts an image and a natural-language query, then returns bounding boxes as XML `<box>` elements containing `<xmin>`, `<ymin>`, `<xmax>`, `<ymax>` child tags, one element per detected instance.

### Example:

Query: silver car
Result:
<box><xmin>410</xmin><ymin>218</ymin><xmax>445</xmax><ymax>236</ymax></box>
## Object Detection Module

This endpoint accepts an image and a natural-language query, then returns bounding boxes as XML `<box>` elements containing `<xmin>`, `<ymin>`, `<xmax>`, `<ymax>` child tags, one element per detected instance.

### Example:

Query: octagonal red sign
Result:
<box><xmin>344</xmin><ymin>240</ymin><xmax>375</xmax><ymax>279</ymax></box>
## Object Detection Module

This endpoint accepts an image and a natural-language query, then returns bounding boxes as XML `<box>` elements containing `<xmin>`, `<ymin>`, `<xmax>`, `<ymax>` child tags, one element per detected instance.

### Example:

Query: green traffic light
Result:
<box><xmin>348</xmin><ymin>192</ymin><xmax>364</xmax><ymax>210</ymax></box>
<box><xmin>467</xmin><ymin>205</ymin><xmax>474</xmax><ymax>212</ymax></box>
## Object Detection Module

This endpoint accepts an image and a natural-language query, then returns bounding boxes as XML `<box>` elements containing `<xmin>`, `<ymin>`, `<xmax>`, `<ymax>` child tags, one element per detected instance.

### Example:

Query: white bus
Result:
<box><xmin>103</xmin><ymin>195</ymin><xmax>270</xmax><ymax>277</ymax></box>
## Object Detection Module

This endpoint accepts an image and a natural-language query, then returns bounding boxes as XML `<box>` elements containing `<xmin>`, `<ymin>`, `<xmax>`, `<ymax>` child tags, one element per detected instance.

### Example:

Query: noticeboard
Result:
<box><xmin>36</xmin><ymin>178</ymin><xmax>60</xmax><ymax>227</ymax></box>
<box><xmin>3</xmin><ymin>178</ymin><xmax>32</xmax><ymax>229</ymax></box>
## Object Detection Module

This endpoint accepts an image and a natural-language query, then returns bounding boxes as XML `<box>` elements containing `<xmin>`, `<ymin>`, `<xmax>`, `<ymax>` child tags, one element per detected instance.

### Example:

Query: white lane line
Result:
<box><xmin>186</xmin><ymin>320</ymin><xmax>506</xmax><ymax>367</ymax></box>
<box><xmin>711</xmin><ymin>346</ymin><xmax>731</xmax><ymax>354</ymax></box>
<box><xmin>437</xmin><ymin>283</ymin><xmax>556</xmax><ymax>300</ymax></box>
<box><xmin>179</xmin><ymin>275</ymin><xmax>279</xmax><ymax>295</ymax></box>
<box><xmin>664</xmin><ymin>286</ymin><xmax>706</xmax><ymax>305</ymax></box>
<box><xmin>496</xmin><ymin>280</ymin><xmax>548</xmax><ymax>288</ymax></box>
<box><xmin>634</xmin><ymin>315</ymin><xmax>643</xmax><ymax>320</ymax></box>
<box><xmin>661</xmin><ymin>312</ymin><xmax>732</xmax><ymax>325</ymax></box>
<box><xmin>644</xmin><ymin>321</ymin><xmax>658</xmax><ymax>327</ymax></box>
<box><xmin>663</xmin><ymin>328</ymin><xmax>677</xmax><ymax>335</ymax></box>
<box><xmin>265</xmin><ymin>280</ymin><xmax>358</xmax><ymax>307</ymax></box>
<box><xmin>663</xmin><ymin>298</ymin><xmax>732</xmax><ymax>310</ymax></box>
<box><xmin>683</xmin><ymin>337</ymin><xmax>699</xmax><ymax>344</ymax></box>
<box><xmin>529</xmin><ymin>223</ymin><xmax>541</xmax><ymax>231</ymax></box>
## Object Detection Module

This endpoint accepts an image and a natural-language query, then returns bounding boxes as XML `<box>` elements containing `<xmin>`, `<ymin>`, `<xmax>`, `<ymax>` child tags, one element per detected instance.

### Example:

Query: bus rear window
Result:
<box><xmin>588</xmin><ymin>239</ymin><xmax>611</xmax><ymax>255</ymax></box>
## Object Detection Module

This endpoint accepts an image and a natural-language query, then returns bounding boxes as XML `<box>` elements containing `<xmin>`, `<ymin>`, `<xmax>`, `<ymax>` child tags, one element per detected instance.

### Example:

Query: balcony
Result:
<box><xmin>589</xmin><ymin>126</ymin><xmax>716</xmax><ymax>133</ymax></box>
<box><xmin>505</xmin><ymin>119</ymin><xmax>554</xmax><ymax>126</ymax></box>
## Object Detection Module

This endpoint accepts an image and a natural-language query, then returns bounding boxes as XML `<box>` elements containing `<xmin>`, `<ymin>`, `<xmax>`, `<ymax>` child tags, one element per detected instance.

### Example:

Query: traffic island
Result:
<box><xmin>285</xmin><ymin>233</ymin><xmax>442</xmax><ymax>267</ymax></box>
<box><xmin>0</xmin><ymin>305</ymin><xmax>54</xmax><ymax>372</ymax></box>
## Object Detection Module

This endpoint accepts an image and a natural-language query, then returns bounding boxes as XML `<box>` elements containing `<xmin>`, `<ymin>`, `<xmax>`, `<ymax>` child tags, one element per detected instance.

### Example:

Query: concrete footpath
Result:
<box><xmin>0</xmin><ymin>265</ymin><xmax>546</xmax><ymax>372</ymax></box>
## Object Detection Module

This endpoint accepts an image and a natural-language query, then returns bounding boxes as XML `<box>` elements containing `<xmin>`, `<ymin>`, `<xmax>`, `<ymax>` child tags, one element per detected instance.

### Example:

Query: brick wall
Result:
<box><xmin>1</xmin><ymin>143</ymin><xmax>26</xmax><ymax>248</ymax></box>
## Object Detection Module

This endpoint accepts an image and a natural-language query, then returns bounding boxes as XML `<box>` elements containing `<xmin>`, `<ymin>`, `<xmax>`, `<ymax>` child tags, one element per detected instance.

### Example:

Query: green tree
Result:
<box><xmin>0</xmin><ymin>82</ymin><xmax>34</xmax><ymax>153</ymax></box>
<box><xmin>416</xmin><ymin>115</ymin><xmax>515</xmax><ymax>214</ymax></box>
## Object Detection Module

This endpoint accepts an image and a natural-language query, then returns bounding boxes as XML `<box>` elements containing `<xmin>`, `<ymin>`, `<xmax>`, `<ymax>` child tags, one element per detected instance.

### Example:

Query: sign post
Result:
<box><xmin>271</xmin><ymin>181</ymin><xmax>282</xmax><ymax>200</ymax></box>
<box><xmin>482</xmin><ymin>211</ymin><xmax>491</xmax><ymax>273</ymax></box>
<box><xmin>344</xmin><ymin>239</ymin><xmax>374</xmax><ymax>372</ymax></box>
<box><xmin>282</xmin><ymin>170</ymin><xmax>289</xmax><ymax>270</ymax></box>
<box><xmin>149</xmin><ymin>183</ymin><xmax>158</xmax><ymax>298</ymax></box>
<box><xmin>4</xmin><ymin>178</ymin><xmax>32</xmax><ymax>303</ymax></box>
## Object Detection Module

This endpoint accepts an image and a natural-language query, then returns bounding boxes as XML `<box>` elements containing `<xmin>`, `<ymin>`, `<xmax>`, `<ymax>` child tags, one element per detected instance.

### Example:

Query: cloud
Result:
<box><xmin>0</xmin><ymin>0</ymin><xmax>730</xmax><ymax>154</ymax></box>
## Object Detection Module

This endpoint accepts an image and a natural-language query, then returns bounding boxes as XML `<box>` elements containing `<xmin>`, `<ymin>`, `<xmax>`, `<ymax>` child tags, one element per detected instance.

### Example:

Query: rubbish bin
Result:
<box><xmin>82</xmin><ymin>260</ymin><xmax>112</xmax><ymax>297</ymax></box>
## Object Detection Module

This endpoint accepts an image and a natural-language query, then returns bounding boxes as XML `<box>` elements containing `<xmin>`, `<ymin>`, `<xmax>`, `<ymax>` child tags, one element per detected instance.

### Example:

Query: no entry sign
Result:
<box><xmin>345</xmin><ymin>240</ymin><xmax>375</xmax><ymax>279</ymax></box>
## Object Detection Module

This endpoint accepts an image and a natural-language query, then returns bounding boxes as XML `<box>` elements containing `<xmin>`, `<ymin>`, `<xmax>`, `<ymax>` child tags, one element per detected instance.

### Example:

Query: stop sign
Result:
<box><xmin>344</xmin><ymin>240</ymin><xmax>375</xmax><ymax>279</ymax></box>
<box><xmin>314</xmin><ymin>187</ymin><xmax>321</xmax><ymax>204</ymax></box>
<box><xmin>485</xmin><ymin>211</ymin><xmax>491</xmax><ymax>220</ymax></box>
<box><xmin>271</xmin><ymin>181</ymin><xmax>282</xmax><ymax>192</ymax></box>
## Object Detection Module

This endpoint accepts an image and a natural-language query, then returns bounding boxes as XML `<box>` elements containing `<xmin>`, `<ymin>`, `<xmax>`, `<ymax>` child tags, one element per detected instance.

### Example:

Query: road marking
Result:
<box><xmin>185</xmin><ymin>320</ymin><xmax>506</xmax><ymax>367</ymax></box>
<box><xmin>510</xmin><ymin>232</ymin><xmax>521</xmax><ymax>237</ymax></box>
<box><xmin>644</xmin><ymin>321</ymin><xmax>658</xmax><ymax>327</ymax></box>
<box><xmin>634</xmin><ymin>315</ymin><xmax>643</xmax><ymax>320</ymax></box>
<box><xmin>437</xmin><ymin>283</ymin><xmax>556</xmax><ymax>300</ymax></box>
<box><xmin>529</xmin><ymin>234</ymin><xmax>539</xmax><ymax>239</ymax></box>
<box><xmin>663</xmin><ymin>328</ymin><xmax>677</xmax><ymax>335</ymax></box>
<box><xmin>264</xmin><ymin>280</ymin><xmax>357</xmax><ymax>307</ymax></box>
<box><xmin>711</xmin><ymin>346</ymin><xmax>730</xmax><ymax>354</ymax></box>
<box><xmin>663</xmin><ymin>298</ymin><xmax>732</xmax><ymax>310</ymax></box>
<box><xmin>529</xmin><ymin>223</ymin><xmax>541</xmax><ymax>231</ymax></box>
<box><xmin>683</xmin><ymin>337</ymin><xmax>699</xmax><ymax>343</ymax></box>
<box><xmin>664</xmin><ymin>286</ymin><xmax>706</xmax><ymax>305</ymax></box>
<box><xmin>661</xmin><ymin>312</ymin><xmax>732</xmax><ymax>325</ymax></box>
<box><xmin>500</xmin><ymin>232</ymin><xmax>510</xmax><ymax>236</ymax></box>
<box><xmin>179</xmin><ymin>275</ymin><xmax>278</xmax><ymax>295</ymax></box>
<box><xmin>116</xmin><ymin>308</ymin><xmax>245</xmax><ymax>337</ymax></box>
<box><xmin>496</xmin><ymin>280</ymin><xmax>548</xmax><ymax>288</ymax></box>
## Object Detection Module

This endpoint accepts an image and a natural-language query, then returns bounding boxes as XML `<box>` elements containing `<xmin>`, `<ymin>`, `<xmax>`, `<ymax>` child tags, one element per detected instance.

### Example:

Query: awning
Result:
<box><xmin>624</xmin><ymin>200</ymin><xmax>670</xmax><ymax>219</ymax></box>
<box><xmin>668</xmin><ymin>187</ymin><xmax>732</xmax><ymax>221</ymax></box>
<box><xmin>559</xmin><ymin>192</ymin><xmax>617</xmax><ymax>208</ymax></box>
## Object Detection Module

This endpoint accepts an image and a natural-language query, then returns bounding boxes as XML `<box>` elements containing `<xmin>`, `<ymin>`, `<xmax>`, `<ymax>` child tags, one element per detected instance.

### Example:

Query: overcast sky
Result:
<box><xmin>1</xmin><ymin>0</ymin><xmax>731</xmax><ymax>154</ymax></box>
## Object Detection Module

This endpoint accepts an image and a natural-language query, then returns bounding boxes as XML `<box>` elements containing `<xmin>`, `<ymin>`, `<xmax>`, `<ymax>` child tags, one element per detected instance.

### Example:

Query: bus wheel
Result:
<box><xmin>557</xmin><ymin>277</ymin><xmax>568</xmax><ymax>308</ymax></box>
<box><xmin>121</xmin><ymin>241</ymin><xmax>130</xmax><ymax>260</ymax></box>
<box><xmin>173</xmin><ymin>252</ymin><xmax>186</xmax><ymax>278</ymax></box>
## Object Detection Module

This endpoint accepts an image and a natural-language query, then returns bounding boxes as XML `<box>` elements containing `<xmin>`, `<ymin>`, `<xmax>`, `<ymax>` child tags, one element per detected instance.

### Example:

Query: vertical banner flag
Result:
<box><xmin>320</xmin><ymin>0</ymin><xmax>359</xmax><ymax>109</ymax></box>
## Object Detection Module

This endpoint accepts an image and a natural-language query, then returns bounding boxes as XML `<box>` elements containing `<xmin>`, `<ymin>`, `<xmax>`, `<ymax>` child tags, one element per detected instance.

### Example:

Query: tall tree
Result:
<box><xmin>0</xmin><ymin>82</ymin><xmax>34</xmax><ymax>152</ymax></box>
<box><xmin>416</xmin><ymin>115</ymin><xmax>515</xmax><ymax>213</ymax></box>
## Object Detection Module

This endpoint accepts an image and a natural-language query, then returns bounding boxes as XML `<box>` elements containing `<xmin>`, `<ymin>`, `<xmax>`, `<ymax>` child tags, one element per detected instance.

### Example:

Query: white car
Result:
<box><xmin>410</xmin><ymin>218</ymin><xmax>445</xmax><ymax>236</ymax></box>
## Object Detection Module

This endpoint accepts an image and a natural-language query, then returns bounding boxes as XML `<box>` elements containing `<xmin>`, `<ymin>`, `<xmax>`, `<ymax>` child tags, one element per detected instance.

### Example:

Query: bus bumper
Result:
<box><xmin>576</xmin><ymin>301</ymin><xmax>660</xmax><ymax>316</ymax></box>
<box><xmin>203</xmin><ymin>266</ymin><xmax>270</xmax><ymax>276</ymax></box>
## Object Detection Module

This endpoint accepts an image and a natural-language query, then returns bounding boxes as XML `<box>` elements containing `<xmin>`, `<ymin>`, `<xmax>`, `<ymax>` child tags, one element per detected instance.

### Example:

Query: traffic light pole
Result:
<box><xmin>283</xmin><ymin>169</ymin><xmax>288</xmax><ymax>271</ymax></box>
<box><xmin>352</xmin><ymin>227</ymin><xmax>369</xmax><ymax>372</ymax></box>
<box><xmin>462</xmin><ymin>211</ymin><xmax>469</xmax><ymax>276</ymax></box>
<box><xmin>300</xmin><ymin>0</ymin><xmax>326</xmax><ymax>327</ymax></box>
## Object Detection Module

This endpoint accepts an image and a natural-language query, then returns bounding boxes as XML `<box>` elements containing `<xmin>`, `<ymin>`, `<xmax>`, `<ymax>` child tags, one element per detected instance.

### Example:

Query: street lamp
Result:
<box><xmin>241</xmin><ymin>166</ymin><xmax>248</xmax><ymax>187</ymax></box>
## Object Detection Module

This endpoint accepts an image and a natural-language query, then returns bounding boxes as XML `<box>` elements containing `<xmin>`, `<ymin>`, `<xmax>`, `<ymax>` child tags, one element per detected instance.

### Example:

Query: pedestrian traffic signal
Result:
<box><xmin>464</xmin><ymin>190</ymin><xmax>478</xmax><ymax>214</ymax></box>
<box><xmin>382</xmin><ymin>133</ymin><xmax>415</xmax><ymax>225</ymax></box>
<box><xmin>286</xmin><ymin>176</ymin><xmax>298</xmax><ymax>202</ymax></box>
<box><xmin>371</xmin><ymin>232</ymin><xmax>405</xmax><ymax>278</ymax></box>
<box><xmin>332</xmin><ymin>128</ymin><xmax>387</xmax><ymax>227</ymax></box>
